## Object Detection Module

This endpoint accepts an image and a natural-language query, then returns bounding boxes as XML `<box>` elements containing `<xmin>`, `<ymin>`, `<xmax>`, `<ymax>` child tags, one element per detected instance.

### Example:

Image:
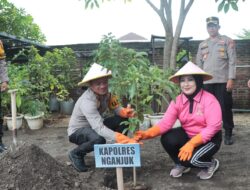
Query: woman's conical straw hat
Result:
<box><xmin>169</xmin><ymin>61</ymin><xmax>213</xmax><ymax>83</ymax></box>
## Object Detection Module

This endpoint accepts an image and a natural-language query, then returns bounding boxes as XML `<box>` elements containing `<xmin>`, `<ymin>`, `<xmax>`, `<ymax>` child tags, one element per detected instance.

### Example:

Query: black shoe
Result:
<box><xmin>68</xmin><ymin>151</ymin><xmax>88</xmax><ymax>172</ymax></box>
<box><xmin>0</xmin><ymin>143</ymin><xmax>7</xmax><ymax>153</ymax></box>
<box><xmin>224</xmin><ymin>135</ymin><xmax>233</xmax><ymax>145</ymax></box>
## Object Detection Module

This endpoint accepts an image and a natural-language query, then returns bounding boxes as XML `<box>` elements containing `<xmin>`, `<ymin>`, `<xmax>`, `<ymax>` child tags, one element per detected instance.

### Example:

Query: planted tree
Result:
<box><xmin>92</xmin><ymin>34</ymin><xmax>179</xmax><ymax>133</ymax></box>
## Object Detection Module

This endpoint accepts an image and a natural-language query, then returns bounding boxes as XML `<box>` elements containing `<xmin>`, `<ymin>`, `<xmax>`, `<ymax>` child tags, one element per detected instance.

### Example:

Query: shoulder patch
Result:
<box><xmin>200</xmin><ymin>41</ymin><xmax>208</xmax><ymax>49</ymax></box>
<box><xmin>0</xmin><ymin>41</ymin><xmax>5</xmax><ymax>58</ymax></box>
<box><xmin>109</xmin><ymin>95</ymin><xmax>120</xmax><ymax>110</ymax></box>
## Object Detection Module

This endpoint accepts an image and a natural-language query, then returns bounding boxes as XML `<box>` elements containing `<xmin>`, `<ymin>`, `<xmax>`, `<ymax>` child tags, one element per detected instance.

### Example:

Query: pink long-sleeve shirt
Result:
<box><xmin>157</xmin><ymin>90</ymin><xmax>222</xmax><ymax>143</ymax></box>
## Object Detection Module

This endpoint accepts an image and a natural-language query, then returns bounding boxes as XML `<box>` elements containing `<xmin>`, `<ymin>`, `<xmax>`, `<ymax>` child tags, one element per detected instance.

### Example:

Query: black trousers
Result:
<box><xmin>161</xmin><ymin>127</ymin><xmax>222</xmax><ymax>168</ymax></box>
<box><xmin>69</xmin><ymin>115</ymin><xmax>128</xmax><ymax>157</ymax></box>
<box><xmin>203</xmin><ymin>83</ymin><xmax>234</xmax><ymax>135</ymax></box>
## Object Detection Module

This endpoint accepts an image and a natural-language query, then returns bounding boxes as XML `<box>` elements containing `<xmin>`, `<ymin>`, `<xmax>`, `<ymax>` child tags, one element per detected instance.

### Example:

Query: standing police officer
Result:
<box><xmin>0</xmin><ymin>40</ymin><xmax>9</xmax><ymax>152</ymax></box>
<box><xmin>196</xmin><ymin>17</ymin><xmax>236</xmax><ymax>145</ymax></box>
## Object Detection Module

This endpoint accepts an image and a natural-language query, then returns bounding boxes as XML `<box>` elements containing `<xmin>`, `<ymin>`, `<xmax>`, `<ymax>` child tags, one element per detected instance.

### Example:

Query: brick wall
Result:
<box><xmin>58</xmin><ymin>39</ymin><xmax>250</xmax><ymax>110</ymax></box>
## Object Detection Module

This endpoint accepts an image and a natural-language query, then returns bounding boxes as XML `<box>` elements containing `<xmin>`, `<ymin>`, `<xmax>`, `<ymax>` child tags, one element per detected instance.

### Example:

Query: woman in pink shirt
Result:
<box><xmin>134</xmin><ymin>62</ymin><xmax>222</xmax><ymax>180</ymax></box>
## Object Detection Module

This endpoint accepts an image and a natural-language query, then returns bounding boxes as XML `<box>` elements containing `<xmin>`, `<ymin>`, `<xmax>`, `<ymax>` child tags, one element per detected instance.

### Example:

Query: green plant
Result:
<box><xmin>45</xmin><ymin>47</ymin><xmax>79</xmax><ymax>101</ymax></box>
<box><xmin>92</xmin><ymin>34</ymin><xmax>180</xmax><ymax>133</ymax></box>
<box><xmin>25</xmin><ymin>47</ymin><xmax>54</xmax><ymax>104</ymax></box>
<box><xmin>3</xmin><ymin>46</ymin><xmax>79</xmax><ymax>117</ymax></box>
<box><xmin>21</xmin><ymin>99</ymin><xmax>46</xmax><ymax>116</ymax></box>
<box><xmin>8</xmin><ymin>46</ymin><xmax>63</xmax><ymax>115</ymax></box>
<box><xmin>1</xmin><ymin>63</ymin><xmax>30</xmax><ymax>115</ymax></box>
<box><xmin>55</xmin><ymin>88</ymin><xmax>70</xmax><ymax>102</ymax></box>
<box><xmin>122</xmin><ymin>117</ymin><xmax>141</xmax><ymax>135</ymax></box>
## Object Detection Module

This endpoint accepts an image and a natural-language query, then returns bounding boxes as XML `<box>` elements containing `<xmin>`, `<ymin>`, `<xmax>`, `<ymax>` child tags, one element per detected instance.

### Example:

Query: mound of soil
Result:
<box><xmin>0</xmin><ymin>144</ymin><xmax>91</xmax><ymax>190</ymax></box>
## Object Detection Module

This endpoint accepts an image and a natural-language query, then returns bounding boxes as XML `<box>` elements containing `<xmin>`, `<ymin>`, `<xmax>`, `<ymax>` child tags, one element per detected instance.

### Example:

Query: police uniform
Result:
<box><xmin>0</xmin><ymin>40</ymin><xmax>9</xmax><ymax>152</ymax></box>
<box><xmin>67</xmin><ymin>63</ymin><xmax>135</xmax><ymax>172</ymax></box>
<box><xmin>0</xmin><ymin>40</ymin><xmax>9</xmax><ymax>82</ymax></box>
<box><xmin>196</xmin><ymin>17</ymin><xmax>236</xmax><ymax>145</ymax></box>
<box><xmin>67</xmin><ymin>88</ymin><xmax>125</xmax><ymax>142</ymax></box>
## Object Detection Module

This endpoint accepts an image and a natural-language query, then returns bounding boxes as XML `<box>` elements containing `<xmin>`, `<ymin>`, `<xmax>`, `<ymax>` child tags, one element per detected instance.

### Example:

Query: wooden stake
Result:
<box><xmin>116</xmin><ymin>167</ymin><xmax>124</xmax><ymax>190</ymax></box>
<box><xmin>8</xmin><ymin>89</ymin><xmax>18</xmax><ymax>147</ymax></box>
<box><xmin>133</xmin><ymin>167</ymin><xmax>137</xmax><ymax>187</ymax></box>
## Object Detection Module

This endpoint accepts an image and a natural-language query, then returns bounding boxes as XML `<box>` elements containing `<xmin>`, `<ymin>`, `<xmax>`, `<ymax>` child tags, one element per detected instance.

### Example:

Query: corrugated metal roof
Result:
<box><xmin>0</xmin><ymin>32</ymin><xmax>50</xmax><ymax>62</ymax></box>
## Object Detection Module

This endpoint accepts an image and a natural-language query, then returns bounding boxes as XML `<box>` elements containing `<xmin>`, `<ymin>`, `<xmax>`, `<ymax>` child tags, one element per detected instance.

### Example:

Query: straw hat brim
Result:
<box><xmin>169</xmin><ymin>73</ymin><xmax>213</xmax><ymax>83</ymax></box>
<box><xmin>78</xmin><ymin>73</ymin><xmax>112</xmax><ymax>87</ymax></box>
<box><xmin>168</xmin><ymin>61</ymin><xmax>213</xmax><ymax>83</ymax></box>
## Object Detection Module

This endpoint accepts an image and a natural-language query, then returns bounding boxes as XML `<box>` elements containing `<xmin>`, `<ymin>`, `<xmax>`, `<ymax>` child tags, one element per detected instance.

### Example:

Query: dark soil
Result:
<box><xmin>0</xmin><ymin>113</ymin><xmax>250</xmax><ymax>190</ymax></box>
<box><xmin>0</xmin><ymin>144</ymin><xmax>93</xmax><ymax>190</ymax></box>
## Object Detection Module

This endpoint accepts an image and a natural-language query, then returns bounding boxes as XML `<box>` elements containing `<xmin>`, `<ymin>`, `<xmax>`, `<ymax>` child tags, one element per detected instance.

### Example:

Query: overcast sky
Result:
<box><xmin>8</xmin><ymin>0</ymin><xmax>250</xmax><ymax>45</ymax></box>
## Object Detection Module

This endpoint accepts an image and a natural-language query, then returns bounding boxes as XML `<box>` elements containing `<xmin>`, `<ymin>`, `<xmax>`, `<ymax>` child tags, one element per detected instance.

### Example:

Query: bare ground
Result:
<box><xmin>0</xmin><ymin>113</ymin><xmax>250</xmax><ymax>190</ymax></box>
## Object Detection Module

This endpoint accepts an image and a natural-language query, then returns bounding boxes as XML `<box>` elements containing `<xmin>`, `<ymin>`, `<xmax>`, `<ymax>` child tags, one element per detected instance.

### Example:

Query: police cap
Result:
<box><xmin>206</xmin><ymin>16</ymin><xmax>219</xmax><ymax>26</ymax></box>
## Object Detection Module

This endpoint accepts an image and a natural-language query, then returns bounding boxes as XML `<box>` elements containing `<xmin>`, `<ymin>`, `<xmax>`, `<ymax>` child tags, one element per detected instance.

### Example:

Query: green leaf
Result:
<box><xmin>224</xmin><ymin>3</ymin><xmax>230</xmax><ymax>13</ymax></box>
<box><xmin>218</xmin><ymin>1</ymin><xmax>225</xmax><ymax>12</ymax></box>
<box><xmin>94</xmin><ymin>0</ymin><xmax>100</xmax><ymax>8</ymax></box>
<box><xmin>85</xmin><ymin>0</ymin><xmax>91</xmax><ymax>8</ymax></box>
<box><xmin>230</xmin><ymin>2</ymin><xmax>238</xmax><ymax>11</ymax></box>
<box><xmin>16</xmin><ymin>95</ymin><xmax>22</xmax><ymax>109</ymax></box>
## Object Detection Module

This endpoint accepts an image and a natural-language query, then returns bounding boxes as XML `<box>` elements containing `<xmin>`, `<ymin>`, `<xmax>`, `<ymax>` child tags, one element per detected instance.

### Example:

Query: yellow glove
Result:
<box><xmin>133</xmin><ymin>125</ymin><xmax>161</xmax><ymax>141</ymax></box>
<box><xmin>119</xmin><ymin>104</ymin><xmax>135</xmax><ymax>118</ymax></box>
<box><xmin>115</xmin><ymin>132</ymin><xmax>138</xmax><ymax>144</ymax></box>
<box><xmin>178</xmin><ymin>134</ymin><xmax>203</xmax><ymax>161</ymax></box>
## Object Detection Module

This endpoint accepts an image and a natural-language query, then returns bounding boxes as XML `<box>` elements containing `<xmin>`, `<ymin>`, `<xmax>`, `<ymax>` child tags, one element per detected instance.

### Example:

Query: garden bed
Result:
<box><xmin>0</xmin><ymin>113</ymin><xmax>249</xmax><ymax>190</ymax></box>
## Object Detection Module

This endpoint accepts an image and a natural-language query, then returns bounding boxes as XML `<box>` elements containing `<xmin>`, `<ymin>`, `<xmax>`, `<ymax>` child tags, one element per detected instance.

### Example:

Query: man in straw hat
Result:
<box><xmin>196</xmin><ymin>16</ymin><xmax>236</xmax><ymax>145</ymax></box>
<box><xmin>133</xmin><ymin>62</ymin><xmax>222</xmax><ymax>180</ymax></box>
<box><xmin>67</xmin><ymin>63</ymin><xmax>136</xmax><ymax>172</ymax></box>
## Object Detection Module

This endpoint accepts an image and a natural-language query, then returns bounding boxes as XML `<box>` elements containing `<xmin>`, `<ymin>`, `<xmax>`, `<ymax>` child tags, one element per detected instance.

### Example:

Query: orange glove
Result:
<box><xmin>119</xmin><ymin>104</ymin><xmax>135</xmax><ymax>118</ymax></box>
<box><xmin>178</xmin><ymin>134</ymin><xmax>203</xmax><ymax>161</ymax></box>
<box><xmin>133</xmin><ymin>125</ymin><xmax>161</xmax><ymax>141</ymax></box>
<box><xmin>115</xmin><ymin>132</ymin><xmax>138</xmax><ymax>144</ymax></box>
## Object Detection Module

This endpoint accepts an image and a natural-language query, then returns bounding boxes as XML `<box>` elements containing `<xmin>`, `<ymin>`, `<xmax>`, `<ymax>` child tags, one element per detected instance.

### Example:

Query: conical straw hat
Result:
<box><xmin>78</xmin><ymin>63</ymin><xmax>112</xmax><ymax>86</ymax></box>
<box><xmin>169</xmin><ymin>61</ymin><xmax>213</xmax><ymax>83</ymax></box>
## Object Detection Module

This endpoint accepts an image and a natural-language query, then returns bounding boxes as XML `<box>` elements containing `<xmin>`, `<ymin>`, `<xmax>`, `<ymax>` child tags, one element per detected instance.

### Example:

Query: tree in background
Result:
<box><xmin>83</xmin><ymin>0</ymin><xmax>245</xmax><ymax>69</ymax></box>
<box><xmin>0</xmin><ymin>0</ymin><xmax>46</xmax><ymax>43</ymax></box>
<box><xmin>236</xmin><ymin>29</ymin><xmax>250</xmax><ymax>39</ymax></box>
<box><xmin>217</xmin><ymin>0</ymin><xmax>246</xmax><ymax>13</ymax></box>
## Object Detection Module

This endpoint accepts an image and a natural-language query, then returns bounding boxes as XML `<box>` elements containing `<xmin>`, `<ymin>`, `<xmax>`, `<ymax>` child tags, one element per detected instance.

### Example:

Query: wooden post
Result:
<box><xmin>133</xmin><ymin>167</ymin><xmax>137</xmax><ymax>187</ymax></box>
<box><xmin>116</xmin><ymin>167</ymin><xmax>124</xmax><ymax>190</ymax></box>
<box><xmin>8</xmin><ymin>89</ymin><xmax>18</xmax><ymax>147</ymax></box>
